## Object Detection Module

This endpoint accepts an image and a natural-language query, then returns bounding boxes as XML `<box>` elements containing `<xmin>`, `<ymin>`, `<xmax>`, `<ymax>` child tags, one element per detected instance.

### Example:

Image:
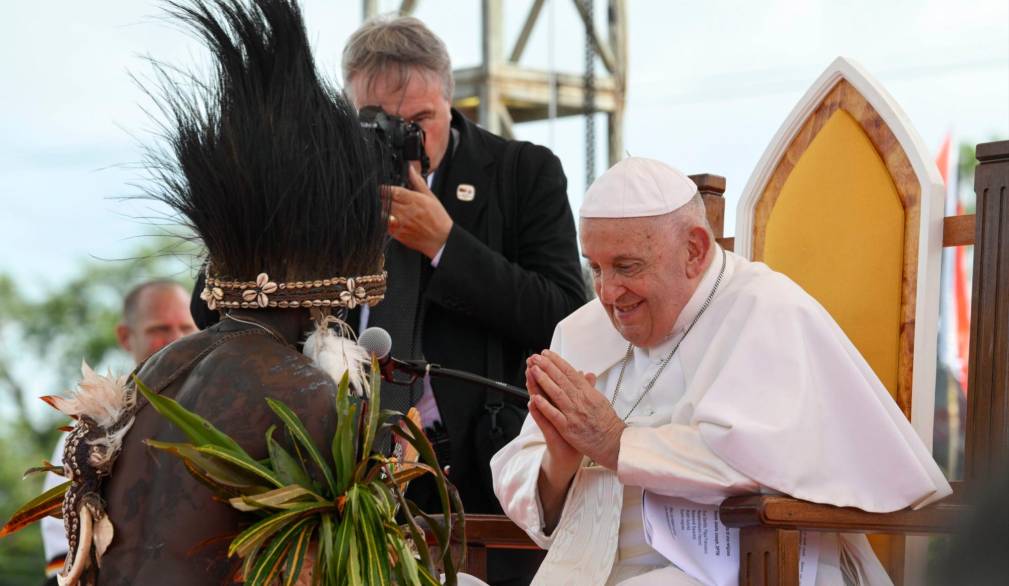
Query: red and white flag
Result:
<box><xmin>936</xmin><ymin>132</ymin><xmax>971</xmax><ymax>393</ymax></box>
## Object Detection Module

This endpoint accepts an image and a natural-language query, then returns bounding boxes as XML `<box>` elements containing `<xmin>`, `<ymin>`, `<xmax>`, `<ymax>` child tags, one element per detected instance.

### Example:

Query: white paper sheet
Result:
<box><xmin>642</xmin><ymin>491</ymin><xmax>820</xmax><ymax>586</ymax></box>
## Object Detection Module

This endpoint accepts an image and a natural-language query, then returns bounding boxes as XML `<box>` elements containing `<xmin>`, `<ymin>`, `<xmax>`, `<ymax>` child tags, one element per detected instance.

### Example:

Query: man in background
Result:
<box><xmin>115</xmin><ymin>280</ymin><xmax>200</xmax><ymax>365</ymax></box>
<box><xmin>41</xmin><ymin>279</ymin><xmax>198</xmax><ymax>583</ymax></box>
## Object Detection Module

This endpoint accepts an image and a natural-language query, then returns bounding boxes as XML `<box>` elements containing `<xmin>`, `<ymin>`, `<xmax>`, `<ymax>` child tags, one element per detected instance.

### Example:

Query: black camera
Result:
<box><xmin>359</xmin><ymin>105</ymin><xmax>430</xmax><ymax>187</ymax></box>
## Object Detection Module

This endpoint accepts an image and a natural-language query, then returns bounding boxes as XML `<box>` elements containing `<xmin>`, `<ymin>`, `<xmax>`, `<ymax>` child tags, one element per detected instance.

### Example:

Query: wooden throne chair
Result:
<box><xmin>720</xmin><ymin>57</ymin><xmax>1004</xmax><ymax>585</ymax></box>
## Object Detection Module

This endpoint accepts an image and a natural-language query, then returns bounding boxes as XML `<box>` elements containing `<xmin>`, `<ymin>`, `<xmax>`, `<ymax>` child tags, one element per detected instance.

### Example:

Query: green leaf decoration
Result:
<box><xmin>393</xmin><ymin>413</ymin><xmax>467</xmax><ymax>581</ymax></box>
<box><xmin>359</xmin><ymin>359</ymin><xmax>383</xmax><ymax>462</ymax></box>
<box><xmin>346</xmin><ymin>528</ymin><xmax>363</xmax><ymax>586</ymax></box>
<box><xmin>391</xmin><ymin>531</ymin><xmax>421</xmax><ymax>585</ymax></box>
<box><xmin>229</xmin><ymin>503</ymin><xmax>332</xmax><ymax>559</ymax></box>
<box><xmin>0</xmin><ymin>480</ymin><xmax>69</xmax><ymax>538</ymax></box>
<box><xmin>418</xmin><ymin>567</ymin><xmax>442</xmax><ymax>586</ymax></box>
<box><xmin>246</xmin><ymin>517</ymin><xmax>315</xmax><ymax>586</ymax></box>
<box><xmin>145</xmin><ymin>439</ymin><xmax>281</xmax><ymax>491</ymax></box>
<box><xmin>385</xmin><ymin>465</ymin><xmax>437</xmax><ymax>578</ymax></box>
<box><xmin>135</xmin><ymin>376</ymin><xmax>247</xmax><ymax>456</ymax></box>
<box><xmin>355</xmin><ymin>488</ymin><xmax>391</xmax><ymax>585</ymax></box>
<box><xmin>332</xmin><ymin>371</ymin><xmax>358</xmax><ymax>495</ymax></box>
<box><xmin>266</xmin><ymin>425</ymin><xmax>315</xmax><ymax>490</ymax></box>
<box><xmin>229</xmin><ymin>484</ymin><xmax>323</xmax><ymax>513</ymax></box>
<box><xmin>282</xmin><ymin>518</ymin><xmax>316</xmax><ymax>586</ymax></box>
<box><xmin>331</xmin><ymin>500</ymin><xmax>355</xmax><ymax>582</ymax></box>
<box><xmin>314</xmin><ymin>514</ymin><xmax>332</xmax><ymax>584</ymax></box>
<box><xmin>266</xmin><ymin>397</ymin><xmax>336</xmax><ymax>497</ymax></box>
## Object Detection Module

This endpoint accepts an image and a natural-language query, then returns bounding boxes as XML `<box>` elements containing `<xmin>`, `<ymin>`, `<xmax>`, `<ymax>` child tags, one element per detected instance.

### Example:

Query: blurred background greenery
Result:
<box><xmin>0</xmin><ymin>237</ymin><xmax>197</xmax><ymax>584</ymax></box>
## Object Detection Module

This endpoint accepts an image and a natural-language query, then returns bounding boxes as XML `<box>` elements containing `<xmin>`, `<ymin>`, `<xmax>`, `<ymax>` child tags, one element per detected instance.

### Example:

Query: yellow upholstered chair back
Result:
<box><xmin>733</xmin><ymin>57</ymin><xmax>946</xmax><ymax>581</ymax></box>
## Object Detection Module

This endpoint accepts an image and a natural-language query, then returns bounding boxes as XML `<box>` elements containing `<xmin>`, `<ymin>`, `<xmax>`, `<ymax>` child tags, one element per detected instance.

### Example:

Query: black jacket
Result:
<box><xmin>401</xmin><ymin>111</ymin><xmax>585</xmax><ymax>514</ymax></box>
<box><xmin>190</xmin><ymin>110</ymin><xmax>585</xmax><ymax>515</ymax></box>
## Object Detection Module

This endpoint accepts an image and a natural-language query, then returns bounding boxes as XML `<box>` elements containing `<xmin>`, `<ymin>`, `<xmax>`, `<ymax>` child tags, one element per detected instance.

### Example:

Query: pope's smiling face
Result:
<box><xmin>581</xmin><ymin>212</ymin><xmax>708</xmax><ymax>349</ymax></box>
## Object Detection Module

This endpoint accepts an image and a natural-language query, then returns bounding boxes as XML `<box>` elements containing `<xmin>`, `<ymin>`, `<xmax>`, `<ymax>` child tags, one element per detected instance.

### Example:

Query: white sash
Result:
<box><xmin>532</xmin><ymin>467</ymin><xmax>624</xmax><ymax>586</ymax></box>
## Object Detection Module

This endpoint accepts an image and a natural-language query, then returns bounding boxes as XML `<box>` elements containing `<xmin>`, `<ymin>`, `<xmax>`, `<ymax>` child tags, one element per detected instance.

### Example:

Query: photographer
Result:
<box><xmin>346</xmin><ymin>15</ymin><xmax>584</xmax><ymax>586</ymax></box>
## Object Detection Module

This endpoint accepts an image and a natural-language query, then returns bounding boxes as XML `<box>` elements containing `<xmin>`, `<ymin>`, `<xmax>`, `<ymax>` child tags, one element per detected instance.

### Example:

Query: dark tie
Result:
<box><xmin>366</xmin><ymin>239</ymin><xmax>424</xmax><ymax>416</ymax></box>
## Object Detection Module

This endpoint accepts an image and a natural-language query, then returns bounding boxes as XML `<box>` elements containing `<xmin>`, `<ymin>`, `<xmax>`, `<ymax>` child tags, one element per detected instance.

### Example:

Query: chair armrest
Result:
<box><xmin>463</xmin><ymin>514</ymin><xmax>541</xmax><ymax>549</ymax></box>
<box><xmin>421</xmin><ymin>514</ymin><xmax>541</xmax><ymax>550</ymax></box>
<box><xmin>720</xmin><ymin>489</ymin><xmax>968</xmax><ymax>535</ymax></box>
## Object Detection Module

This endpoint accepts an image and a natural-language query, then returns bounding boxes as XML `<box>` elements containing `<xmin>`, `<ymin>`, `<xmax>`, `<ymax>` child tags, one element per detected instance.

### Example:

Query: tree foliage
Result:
<box><xmin>0</xmin><ymin>236</ymin><xmax>198</xmax><ymax>584</ymax></box>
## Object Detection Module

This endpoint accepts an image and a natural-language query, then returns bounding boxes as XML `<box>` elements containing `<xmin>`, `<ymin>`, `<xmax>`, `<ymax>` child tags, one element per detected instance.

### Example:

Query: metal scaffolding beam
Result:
<box><xmin>362</xmin><ymin>0</ymin><xmax>627</xmax><ymax>167</ymax></box>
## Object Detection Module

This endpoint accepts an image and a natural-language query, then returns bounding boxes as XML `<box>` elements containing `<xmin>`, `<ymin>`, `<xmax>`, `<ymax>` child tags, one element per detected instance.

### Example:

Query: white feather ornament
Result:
<box><xmin>42</xmin><ymin>362</ymin><xmax>137</xmax><ymax>471</ymax></box>
<box><xmin>303</xmin><ymin>320</ymin><xmax>370</xmax><ymax>395</ymax></box>
<box><xmin>43</xmin><ymin>362</ymin><xmax>133</xmax><ymax>428</ymax></box>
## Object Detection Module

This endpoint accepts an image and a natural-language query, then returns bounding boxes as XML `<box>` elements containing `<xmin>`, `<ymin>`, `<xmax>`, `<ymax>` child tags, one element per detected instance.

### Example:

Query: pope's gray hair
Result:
<box><xmin>668</xmin><ymin>192</ymin><xmax>712</xmax><ymax>240</ymax></box>
<box><xmin>342</xmin><ymin>15</ymin><xmax>454</xmax><ymax>101</ymax></box>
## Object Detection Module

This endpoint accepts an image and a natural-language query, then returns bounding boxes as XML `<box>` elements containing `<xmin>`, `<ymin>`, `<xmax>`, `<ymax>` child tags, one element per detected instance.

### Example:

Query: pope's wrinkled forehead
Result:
<box><xmin>579</xmin><ymin>212</ymin><xmax>676</xmax><ymax>261</ymax></box>
<box><xmin>580</xmin><ymin>157</ymin><xmax>698</xmax><ymax>219</ymax></box>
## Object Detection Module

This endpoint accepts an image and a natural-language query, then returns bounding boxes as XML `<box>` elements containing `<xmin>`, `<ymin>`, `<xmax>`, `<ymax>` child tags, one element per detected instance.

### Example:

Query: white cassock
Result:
<box><xmin>491</xmin><ymin>248</ymin><xmax>952</xmax><ymax>586</ymax></box>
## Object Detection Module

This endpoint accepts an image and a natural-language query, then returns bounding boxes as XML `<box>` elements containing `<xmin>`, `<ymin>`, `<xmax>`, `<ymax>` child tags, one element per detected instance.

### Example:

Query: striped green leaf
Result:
<box><xmin>330</xmin><ymin>511</ymin><xmax>353</xmax><ymax>583</ymax></box>
<box><xmin>228</xmin><ymin>484</ymin><xmax>322</xmax><ymax>513</ymax></box>
<box><xmin>194</xmin><ymin>444</ymin><xmax>283</xmax><ymax>489</ymax></box>
<box><xmin>384</xmin><ymin>469</ymin><xmax>437</xmax><ymax>578</ymax></box>
<box><xmin>332</xmin><ymin>372</ymin><xmax>357</xmax><ymax>494</ymax></box>
<box><xmin>246</xmin><ymin>517</ymin><xmax>313</xmax><ymax>586</ymax></box>
<box><xmin>282</xmin><ymin>518</ymin><xmax>316</xmax><ymax>586</ymax></box>
<box><xmin>417</xmin><ymin>566</ymin><xmax>442</xmax><ymax>586</ymax></box>
<box><xmin>135</xmin><ymin>376</ymin><xmax>247</xmax><ymax>455</ymax></box>
<box><xmin>267</xmin><ymin>398</ymin><xmax>336</xmax><ymax>496</ymax></box>
<box><xmin>266</xmin><ymin>425</ymin><xmax>315</xmax><ymax>490</ymax></box>
<box><xmin>318</xmin><ymin>514</ymin><xmax>336</xmax><ymax>585</ymax></box>
<box><xmin>345</xmin><ymin>521</ymin><xmax>363</xmax><ymax>586</ymax></box>
<box><xmin>355</xmin><ymin>490</ymin><xmax>391</xmax><ymax>585</ymax></box>
<box><xmin>0</xmin><ymin>480</ymin><xmax>69</xmax><ymax>538</ymax></box>
<box><xmin>145</xmin><ymin>439</ymin><xmax>278</xmax><ymax>491</ymax></box>
<box><xmin>229</xmin><ymin>503</ymin><xmax>330</xmax><ymax>559</ymax></box>
<box><xmin>390</xmin><ymin>530</ymin><xmax>421</xmax><ymax>586</ymax></box>
<box><xmin>358</xmin><ymin>358</ymin><xmax>383</xmax><ymax>463</ymax></box>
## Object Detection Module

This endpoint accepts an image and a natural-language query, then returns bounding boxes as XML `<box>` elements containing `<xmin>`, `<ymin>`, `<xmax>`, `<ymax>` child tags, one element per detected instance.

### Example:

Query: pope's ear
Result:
<box><xmin>685</xmin><ymin>226</ymin><xmax>712</xmax><ymax>279</ymax></box>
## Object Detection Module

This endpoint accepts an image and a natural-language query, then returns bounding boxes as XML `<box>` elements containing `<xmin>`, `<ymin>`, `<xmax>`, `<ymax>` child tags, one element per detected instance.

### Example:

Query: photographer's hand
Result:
<box><xmin>387</xmin><ymin>165</ymin><xmax>453</xmax><ymax>259</ymax></box>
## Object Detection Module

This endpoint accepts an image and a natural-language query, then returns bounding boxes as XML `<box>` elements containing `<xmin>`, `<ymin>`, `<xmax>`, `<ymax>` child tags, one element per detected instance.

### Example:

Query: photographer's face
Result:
<box><xmin>349</xmin><ymin>68</ymin><xmax>453</xmax><ymax>174</ymax></box>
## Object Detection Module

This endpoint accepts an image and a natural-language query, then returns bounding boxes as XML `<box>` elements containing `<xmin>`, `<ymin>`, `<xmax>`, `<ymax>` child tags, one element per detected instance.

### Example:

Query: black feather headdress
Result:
<box><xmin>147</xmin><ymin>0</ymin><xmax>386</xmax><ymax>302</ymax></box>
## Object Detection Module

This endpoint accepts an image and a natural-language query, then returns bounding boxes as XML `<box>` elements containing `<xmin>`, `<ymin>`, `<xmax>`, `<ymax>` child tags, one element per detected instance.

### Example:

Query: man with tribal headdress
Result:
<box><xmin>48</xmin><ymin>1</ymin><xmax>388</xmax><ymax>583</ymax></box>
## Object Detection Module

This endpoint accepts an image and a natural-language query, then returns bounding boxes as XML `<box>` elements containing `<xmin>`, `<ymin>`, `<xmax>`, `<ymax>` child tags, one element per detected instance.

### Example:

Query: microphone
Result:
<box><xmin>358</xmin><ymin>326</ymin><xmax>393</xmax><ymax>360</ymax></box>
<box><xmin>358</xmin><ymin>327</ymin><xmax>529</xmax><ymax>400</ymax></box>
<box><xmin>358</xmin><ymin>326</ymin><xmax>400</xmax><ymax>382</ymax></box>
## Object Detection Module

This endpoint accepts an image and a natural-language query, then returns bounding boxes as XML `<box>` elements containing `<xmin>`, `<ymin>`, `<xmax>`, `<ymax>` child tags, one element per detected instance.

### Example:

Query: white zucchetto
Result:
<box><xmin>580</xmin><ymin>157</ymin><xmax>698</xmax><ymax>218</ymax></box>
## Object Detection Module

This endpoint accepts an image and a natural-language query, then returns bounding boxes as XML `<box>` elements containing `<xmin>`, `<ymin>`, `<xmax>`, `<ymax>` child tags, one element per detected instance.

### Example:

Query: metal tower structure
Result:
<box><xmin>362</xmin><ymin>0</ymin><xmax>628</xmax><ymax>168</ymax></box>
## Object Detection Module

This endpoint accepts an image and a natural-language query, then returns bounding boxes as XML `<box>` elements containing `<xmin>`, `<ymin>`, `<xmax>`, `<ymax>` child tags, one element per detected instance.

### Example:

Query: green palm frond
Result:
<box><xmin>140</xmin><ymin>358</ymin><xmax>462</xmax><ymax>585</ymax></box>
<box><xmin>0</xmin><ymin>480</ymin><xmax>69</xmax><ymax>538</ymax></box>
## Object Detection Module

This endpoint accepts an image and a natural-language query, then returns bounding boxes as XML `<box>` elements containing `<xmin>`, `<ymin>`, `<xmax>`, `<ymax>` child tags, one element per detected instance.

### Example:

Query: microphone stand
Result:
<box><xmin>381</xmin><ymin>358</ymin><xmax>529</xmax><ymax>401</ymax></box>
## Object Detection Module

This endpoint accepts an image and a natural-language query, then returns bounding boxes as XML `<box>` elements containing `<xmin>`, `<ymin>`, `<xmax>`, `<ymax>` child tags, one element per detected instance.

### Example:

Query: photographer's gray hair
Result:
<box><xmin>342</xmin><ymin>15</ymin><xmax>455</xmax><ymax>101</ymax></box>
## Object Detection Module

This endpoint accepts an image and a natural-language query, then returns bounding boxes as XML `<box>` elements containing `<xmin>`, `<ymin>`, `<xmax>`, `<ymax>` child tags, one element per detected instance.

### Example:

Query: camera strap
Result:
<box><xmin>484</xmin><ymin>140</ymin><xmax>527</xmax><ymax>426</ymax></box>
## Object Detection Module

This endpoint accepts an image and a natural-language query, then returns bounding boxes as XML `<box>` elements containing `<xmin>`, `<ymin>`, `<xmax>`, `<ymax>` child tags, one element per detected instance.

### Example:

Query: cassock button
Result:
<box><xmin>456</xmin><ymin>184</ymin><xmax>476</xmax><ymax>202</ymax></box>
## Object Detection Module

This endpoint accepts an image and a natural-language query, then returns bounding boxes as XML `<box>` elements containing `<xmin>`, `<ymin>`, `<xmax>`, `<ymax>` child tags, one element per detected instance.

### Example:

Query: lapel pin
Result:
<box><xmin>456</xmin><ymin>184</ymin><xmax>476</xmax><ymax>202</ymax></box>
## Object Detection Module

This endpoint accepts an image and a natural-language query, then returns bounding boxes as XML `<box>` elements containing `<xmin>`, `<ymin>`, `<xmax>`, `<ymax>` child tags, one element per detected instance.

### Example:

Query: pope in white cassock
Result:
<box><xmin>490</xmin><ymin>158</ymin><xmax>952</xmax><ymax>586</ymax></box>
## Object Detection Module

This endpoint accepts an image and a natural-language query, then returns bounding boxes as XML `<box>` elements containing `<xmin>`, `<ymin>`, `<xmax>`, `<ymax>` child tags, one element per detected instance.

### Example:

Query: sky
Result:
<box><xmin>0</xmin><ymin>0</ymin><xmax>1007</xmax><ymax>299</ymax></box>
